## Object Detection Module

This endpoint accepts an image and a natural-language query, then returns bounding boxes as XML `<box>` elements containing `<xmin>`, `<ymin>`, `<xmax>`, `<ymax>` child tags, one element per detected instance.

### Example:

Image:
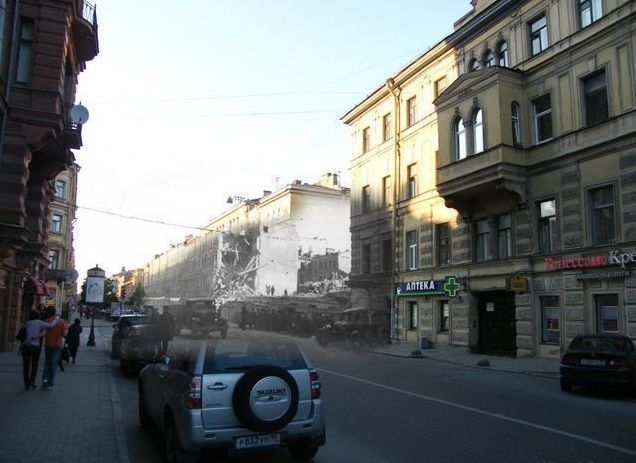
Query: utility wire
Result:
<box><xmin>123</xmin><ymin>109</ymin><xmax>339</xmax><ymax>121</ymax></box>
<box><xmin>86</xmin><ymin>90</ymin><xmax>367</xmax><ymax>105</ymax></box>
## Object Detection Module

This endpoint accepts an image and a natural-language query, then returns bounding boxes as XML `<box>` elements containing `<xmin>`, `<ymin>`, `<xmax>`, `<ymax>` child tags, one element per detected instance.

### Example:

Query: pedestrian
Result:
<box><xmin>41</xmin><ymin>307</ymin><xmax>67</xmax><ymax>390</ymax></box>
<box><xmin>65</xmin><ymin>318</ymin><xmax>82</xmax><ymax>364</ymax></box>
<box><xmin>20</xmin><ymin>310</ymin><xmax>59</xmax><ymax>390</ymax></box>
<box><xmin>158</xmin><ymin>307</ymin><xmax>175</xmax><ymax>355</ymax></box>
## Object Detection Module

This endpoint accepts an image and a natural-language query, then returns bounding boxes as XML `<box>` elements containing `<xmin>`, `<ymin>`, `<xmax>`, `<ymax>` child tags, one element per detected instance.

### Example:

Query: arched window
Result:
<box><xmin>497</xmin><ymin>40</ymin><xmax>509</xmax><ymax>67</ymax></box>
<box><xmin>454</xmin><ymin>118</ymin><xmax>467</xmax><ymax>160</ymax></box>
<box><xmin>511</xmin><ymin>102</ymin><xmax>521</xmax><ymax>146</ymax></box>
<box><xmin>473</xmin><ymin>109</ymin><xmax>484</xmax><ymax>154</ymax></box>
<box><xmin>484</xmin><ymin>50</ymin><xmax>495</xmax><ymax>68</ymax></box>
<box><xmin>469</xmin><ymin>58</ymin><xmax>480</xmax><ymax>72</ymax></box>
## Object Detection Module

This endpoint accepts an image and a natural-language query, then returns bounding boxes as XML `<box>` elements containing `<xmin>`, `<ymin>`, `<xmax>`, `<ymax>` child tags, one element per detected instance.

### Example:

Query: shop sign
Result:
<box><xmin>545</xmin><ymin>247</ymin><xmax>636</xmax><ymax>272</ymax></box>
<box><xmin>396</xmin><ymin>276</ymin><xmax>461</xmax><ymax>297</ymax></box>
<box><xmin>576</xmin><ymin>270</ymin><xmax>631</xmax><ymax>281</ymax></box>
<box><xmin>508</xmin><ymin>276</ymin><xmax>528</xmax><ymax>293</ymax></box>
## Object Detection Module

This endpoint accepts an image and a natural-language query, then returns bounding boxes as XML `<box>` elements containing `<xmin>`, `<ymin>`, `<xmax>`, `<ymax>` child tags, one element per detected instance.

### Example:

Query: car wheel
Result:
<box><xmin>289</xmin><ymin>439</ymin><xmax>320</xmax><ymax>461</ymax></box>
<box><xmin>165</xmin><ymin>417</ymin><xmax>199</xmax><ymax>463</ymax></box>
<box><xmin>232</xmin><ymin>365</ymin><xmax>299</xmax><ymax>432</ymax></box>
<box><xmin>560</xmin><ymin>378</ymin><xmax>572</xmax><ymax>392</ymax></box>
<box><xmin>138</xmin><ymin>386</ymin><xmax>153</xmax><ymax>429</ymax></box>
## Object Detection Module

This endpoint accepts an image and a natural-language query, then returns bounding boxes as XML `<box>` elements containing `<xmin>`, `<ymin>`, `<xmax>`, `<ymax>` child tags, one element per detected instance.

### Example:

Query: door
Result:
<box><xmin>477</xmin><ymin>291</ymin><xmax>517</xmax><ymax>356</ymax></box>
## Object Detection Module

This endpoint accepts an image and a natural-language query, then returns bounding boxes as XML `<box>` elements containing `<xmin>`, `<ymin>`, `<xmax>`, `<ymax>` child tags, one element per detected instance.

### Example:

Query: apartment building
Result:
<box><xmin>0</xmin><ymin>0</ymin><xmax>98</xmax><ymax>350</ymax></box>
<box><xmin>343</xmin><ymin>0</ymin><xmax>636</xmax><ymax>357</ymax></box>
<box><xmin>143</xmin><ymin>174</ymin><xmax>351</xmax><ymax>303</ymax></box>
<box><xmin>45</xmin><ymin>164</ymin><xmax>80</xmax><ymax>310</ymax></box>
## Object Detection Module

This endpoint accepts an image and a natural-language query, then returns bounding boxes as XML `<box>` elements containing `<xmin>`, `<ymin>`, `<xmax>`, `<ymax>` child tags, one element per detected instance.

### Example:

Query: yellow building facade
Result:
<box><xmin>343</xmin><ymin>0</ymin><xmax>636</xmax><ymax>357</ymax></box>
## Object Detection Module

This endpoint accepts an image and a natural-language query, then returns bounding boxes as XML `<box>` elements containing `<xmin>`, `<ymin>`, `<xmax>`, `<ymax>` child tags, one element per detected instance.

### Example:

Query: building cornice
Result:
<box><xmin>340</xmin><ymin>0</ymin><xmax>525</xmax><ymax>125</ymax></box>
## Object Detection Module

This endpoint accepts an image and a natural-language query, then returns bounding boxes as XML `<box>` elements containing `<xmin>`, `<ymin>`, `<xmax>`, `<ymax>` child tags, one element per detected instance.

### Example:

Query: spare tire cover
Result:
<box><xmin>232</xmin><ymin>365</ymin><xmax>300</xmax><ymax>432</ymax></box>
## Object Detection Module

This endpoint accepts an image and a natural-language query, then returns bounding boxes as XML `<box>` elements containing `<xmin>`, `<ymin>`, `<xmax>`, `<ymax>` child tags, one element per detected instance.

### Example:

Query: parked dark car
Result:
<box><xmin>111</xmin><ymin>314</ymin><xmax>149</xmax><ymax>358</ymax></box>
<box><xmin>119</xmin><ymin>323</ymin><xmax>163</xmax><ymax>375</ymax></box>
<box><xmin>560</xmin><ymin>334</ymin><xmax>636</xmax><ymax>393</ymax></box>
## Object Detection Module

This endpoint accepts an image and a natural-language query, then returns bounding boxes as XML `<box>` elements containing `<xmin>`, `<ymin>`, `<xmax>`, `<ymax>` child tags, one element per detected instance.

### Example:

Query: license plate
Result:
<box><xmin>580</xmin><ymin>358</ymin><xmax>605</xmax><ymax>366</ymax></box>
<box><xmin>235</xmin><ymin>433</ymin><xmax>280</xmax><ymax>450</ymax></box>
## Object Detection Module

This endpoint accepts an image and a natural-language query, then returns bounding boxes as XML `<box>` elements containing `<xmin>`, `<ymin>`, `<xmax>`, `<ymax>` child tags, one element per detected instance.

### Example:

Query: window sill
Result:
<box><xmin>535</xmin><ymin>137</ymin><xmax>554</xmax><ymax>146</ymax></box>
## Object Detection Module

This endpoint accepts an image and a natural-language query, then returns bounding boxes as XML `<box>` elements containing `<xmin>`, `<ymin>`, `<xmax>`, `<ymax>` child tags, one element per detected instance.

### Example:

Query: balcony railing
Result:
<box><xmin>80</xmin><ymin>0</ymin><xmax>97</xmax><ymax>27</ymax></box>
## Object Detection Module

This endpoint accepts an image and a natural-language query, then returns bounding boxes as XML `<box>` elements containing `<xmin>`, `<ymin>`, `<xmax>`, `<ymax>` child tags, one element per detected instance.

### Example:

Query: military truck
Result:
<box><xmin>172</xmin><ymin>298</ymin><xmax>229</xmax><ymax>338</ymax></box>
<box><xmin>316</xmin><ymin>308</ymin><xmax>389</xmax><ymax>346</ymax></box>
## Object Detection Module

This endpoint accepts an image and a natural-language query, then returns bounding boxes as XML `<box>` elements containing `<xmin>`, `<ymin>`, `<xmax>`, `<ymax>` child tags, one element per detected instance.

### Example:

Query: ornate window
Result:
<box><xmin>469</xmin><ymin>58</ymin><xmax>480</xmax><ymax>72</ymax></box>
<box><xmin>483</xmin><ymin>50</ymin><xmax>495</xmax><ymax>68</ymax></box>
<box><xmin>454</xmin><ymin>118</ymin><xmax>467</xmax><ymax>160</ymax></box>
<box><xmin>497</xmin><ymin>40</ymin><xmax>509</xmax><ymax>67</ymax></box>
<box><xmin>473</xmin><ymin>108</ymin><xmax>484</xmax><ymax>154</ymax></box>
<box><xmin>511</xmin><ymin>102</ymin><xmax>521</xmax><ymax>146</ymax></box>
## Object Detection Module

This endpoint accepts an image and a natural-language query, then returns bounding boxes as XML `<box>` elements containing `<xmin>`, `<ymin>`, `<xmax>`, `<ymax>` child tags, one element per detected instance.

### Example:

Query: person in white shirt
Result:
<box><xmin>21</xmin><ymin>310</ymin><xmax>58</xmax><ymax>390</ymax></box>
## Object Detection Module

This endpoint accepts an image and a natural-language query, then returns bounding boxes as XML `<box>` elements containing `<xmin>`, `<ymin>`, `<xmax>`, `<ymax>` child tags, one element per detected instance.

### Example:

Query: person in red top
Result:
<box><xmin>41</xmin><ymin>306</ymin><xmax>67</xmax><ymax>390</ymax></box>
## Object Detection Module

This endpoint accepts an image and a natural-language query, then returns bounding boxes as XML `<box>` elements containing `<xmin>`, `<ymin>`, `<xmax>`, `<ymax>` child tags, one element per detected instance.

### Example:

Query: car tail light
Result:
<box><xmin>310</xmin><ymin>369</ymin><xmax>321</xmax><ymax>400</ymax></box>
<box><xmin>185</xmin><ymin>375</ymin><xmax>202</xmax><ymax>409</ymax></box>
<box><xmin>561</xmin><ymin>355</ymin><xmax>576</xmax><ymax>366</ymax></box>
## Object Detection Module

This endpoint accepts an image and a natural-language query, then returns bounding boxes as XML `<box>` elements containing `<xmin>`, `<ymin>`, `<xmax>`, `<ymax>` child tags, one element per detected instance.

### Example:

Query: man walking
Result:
<box><xmin>159</xmin><ymin>307</ymin><xmax>175</xmax><ymax>356</ymax></box>
<box><xmin>65</xmin><ymin>318</ymin><xmax>82</xmax><ymax>364</ymax></box>
<box><xmin>42</xmin><ymin>307</ymin><xmax>67</xmax><ymax>390</ymax></box>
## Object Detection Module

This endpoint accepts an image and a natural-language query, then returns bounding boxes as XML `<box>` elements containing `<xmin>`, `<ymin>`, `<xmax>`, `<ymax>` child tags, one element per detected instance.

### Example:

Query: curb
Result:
<box><xmin>97</xmin><ymin>326</ymin><xmax>131</xmax><ymax>463</ymax></box>
<box><xmin>366</xmin><ymin>349</ymin><xmax>560</xmax><ymax>380</ymax></box>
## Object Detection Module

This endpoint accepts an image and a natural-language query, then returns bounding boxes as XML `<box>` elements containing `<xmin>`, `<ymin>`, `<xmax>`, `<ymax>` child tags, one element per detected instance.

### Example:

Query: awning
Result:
<box><xmin>24</xmin><ymin>276</ymin><xmax>48</xmax><ymax>296</ymax></box>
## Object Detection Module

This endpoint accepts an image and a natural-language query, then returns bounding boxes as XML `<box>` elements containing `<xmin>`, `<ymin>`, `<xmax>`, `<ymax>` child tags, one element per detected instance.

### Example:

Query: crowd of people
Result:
<box><xmin>16</xmin><ymin>304</ymin><xmax>83</xmax><ymax>391</ymax></box>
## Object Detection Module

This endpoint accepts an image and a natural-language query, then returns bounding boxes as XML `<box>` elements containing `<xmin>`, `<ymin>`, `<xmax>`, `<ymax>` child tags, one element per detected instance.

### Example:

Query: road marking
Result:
<box><xmin>318</xmin><ymin>367</ymin><xmax>636</xmax><ymax>458</ymax></box>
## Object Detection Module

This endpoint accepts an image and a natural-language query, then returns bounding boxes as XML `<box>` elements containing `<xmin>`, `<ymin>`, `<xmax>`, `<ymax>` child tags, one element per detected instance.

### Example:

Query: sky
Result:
<box><xmin>73</xmin><ymin>0</ymin><xmax>471</xmax><ymax>279</ymax></box>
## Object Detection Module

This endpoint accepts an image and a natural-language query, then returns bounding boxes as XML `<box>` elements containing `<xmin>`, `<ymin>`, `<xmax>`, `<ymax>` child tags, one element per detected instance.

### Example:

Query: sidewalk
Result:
<box><xmin>366</xmin><ymin>342</ymin><xmax>560</xmax><ymax>378</ymax></box>
<box><xmin>0</xmin><ymin>314</ymin><xmax>128</xmax><ymax>463</ymax></box>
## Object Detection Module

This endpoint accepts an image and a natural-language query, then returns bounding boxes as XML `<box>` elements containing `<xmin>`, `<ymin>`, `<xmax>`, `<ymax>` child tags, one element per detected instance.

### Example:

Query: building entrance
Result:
<box><xmin>477</xmin><ymin>291</ymin><xmax>517</xmax><ymax>356</ymax></box>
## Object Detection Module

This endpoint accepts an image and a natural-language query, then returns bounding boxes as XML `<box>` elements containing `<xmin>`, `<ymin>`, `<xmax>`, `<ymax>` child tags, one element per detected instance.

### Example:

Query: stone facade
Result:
<box><xmin>342</xmin><ymin>0</ymin><xmax>636</xmax><ymax>357</ymax></box>
<box><xmin>0</xmin><ymin>0</ymin><xmax>98</xmax><ymax>351</ymax></box>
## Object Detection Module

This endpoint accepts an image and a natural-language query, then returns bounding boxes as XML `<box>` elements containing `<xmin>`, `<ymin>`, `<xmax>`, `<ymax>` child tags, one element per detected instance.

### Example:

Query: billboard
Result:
<box><xmin>86</xmin><ymin>275</ymin><xmax>105</xmax><ymax>304</ymax></box>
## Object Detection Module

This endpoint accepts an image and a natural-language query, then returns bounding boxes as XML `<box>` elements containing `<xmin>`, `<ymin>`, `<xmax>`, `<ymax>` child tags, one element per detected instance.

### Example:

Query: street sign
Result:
<box><xmin>509</xmin><ymin>275</ymin><xmax>528</xmax><ymax>293</ymax></box>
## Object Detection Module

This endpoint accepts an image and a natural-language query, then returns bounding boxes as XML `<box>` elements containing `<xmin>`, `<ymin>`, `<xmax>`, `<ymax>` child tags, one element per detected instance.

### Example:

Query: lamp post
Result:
<box><xmin>85</xmin><ymin>265</ymin><xmax>105</xmax><ymax>347</ymax></box>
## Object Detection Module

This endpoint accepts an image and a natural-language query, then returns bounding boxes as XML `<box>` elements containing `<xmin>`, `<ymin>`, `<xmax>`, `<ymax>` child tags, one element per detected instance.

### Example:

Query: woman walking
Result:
<box><xmin>66</xmin><ymin>318</ymin><xmax>82</xmax><ymax>364</ymax></box>
<box><xmin>21</xmin><ymin>310</ymin><xmax>59</xmax><ymax>390</ymax></box>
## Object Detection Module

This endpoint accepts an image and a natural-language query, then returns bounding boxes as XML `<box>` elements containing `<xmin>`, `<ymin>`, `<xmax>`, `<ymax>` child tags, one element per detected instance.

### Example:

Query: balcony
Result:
<box><xmin>436</xmin><ymin>145</ymin><xmax>528</xmax><ymax>217</ymax></box>
<box><xmin>73</xmin><ymin>0</ymin><xmax>99</xmax><ymax>63</ymax></box>
<box><xmin>64</xmin><ymin>120</ymin><xmax>83</xmax><ymax>149</ymax></box>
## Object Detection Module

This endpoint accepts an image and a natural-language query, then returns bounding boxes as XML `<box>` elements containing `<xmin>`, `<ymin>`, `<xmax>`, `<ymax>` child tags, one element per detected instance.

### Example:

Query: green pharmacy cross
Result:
<box><xmin>443</xmin><ymin>277</ymin><xmax>461</xmax><ymax>297</ymax></box>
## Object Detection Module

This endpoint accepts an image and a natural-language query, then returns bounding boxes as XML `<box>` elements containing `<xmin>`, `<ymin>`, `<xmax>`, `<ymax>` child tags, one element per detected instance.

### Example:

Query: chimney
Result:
<box><xmin>314</xmin><ymin>172</ymin><xmax>339</xmax><ymax>189</ymax></box>
<box><xmin>262</xmin><ymin>190</ymin><xmax>272</xmax><ymax>197</ymax></box>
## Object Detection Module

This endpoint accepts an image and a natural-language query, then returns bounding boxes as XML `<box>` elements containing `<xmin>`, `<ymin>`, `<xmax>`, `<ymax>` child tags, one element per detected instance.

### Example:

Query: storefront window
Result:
<box><xmin>439</xmin><ymin>301</ymin><xmax>449</xmax><ymax>332</ymax></box>
<box><xmin>541</xmin><ymin>296</ymin><xmax>560</xmax><ymax>344</ymax></box>
<box><xmin>596</xmin><ymin>294</ymin><xmax>619</xmax><ymax>333</ymax></box>
<box><xmin>408</xmin><ymin>301</ymin><xmax>418</xmax><ymax>330</ymax></box>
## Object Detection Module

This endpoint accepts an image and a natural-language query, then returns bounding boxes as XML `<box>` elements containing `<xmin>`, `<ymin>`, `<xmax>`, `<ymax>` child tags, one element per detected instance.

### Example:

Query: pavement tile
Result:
<box><xmin>0</xmin><ymin>316</ymin><xmax>126</xmax><ymax>463</ymax></box>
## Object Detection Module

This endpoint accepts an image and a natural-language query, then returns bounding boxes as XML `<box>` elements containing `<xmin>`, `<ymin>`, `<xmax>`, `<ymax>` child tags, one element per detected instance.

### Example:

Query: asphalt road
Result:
<box><xmin>108</xmin><ymin>327</ymin><xmax>636</xmax><ymax>463</ymax></box>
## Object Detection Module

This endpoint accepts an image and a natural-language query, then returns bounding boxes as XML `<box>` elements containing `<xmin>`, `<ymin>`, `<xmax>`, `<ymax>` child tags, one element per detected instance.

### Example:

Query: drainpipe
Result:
<box><xmin>385</xmin><ymin>78</ymin><xmax>401</xmax><ymax>342</ymax></box>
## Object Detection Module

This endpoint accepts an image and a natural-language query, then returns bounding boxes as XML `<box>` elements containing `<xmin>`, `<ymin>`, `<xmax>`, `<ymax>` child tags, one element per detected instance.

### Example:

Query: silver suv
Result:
<box><xmin>138</xmin><ymin>335</ymin><xmax>325</xmax><ymax>463</ymax></box>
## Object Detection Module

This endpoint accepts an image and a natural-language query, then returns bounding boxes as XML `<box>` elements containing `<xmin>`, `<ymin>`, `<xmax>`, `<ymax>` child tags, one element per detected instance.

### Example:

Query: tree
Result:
<box><xmin>127</xmin><ymin>285</ymin><xmax>145</xmax><ymax>307</ymax></box>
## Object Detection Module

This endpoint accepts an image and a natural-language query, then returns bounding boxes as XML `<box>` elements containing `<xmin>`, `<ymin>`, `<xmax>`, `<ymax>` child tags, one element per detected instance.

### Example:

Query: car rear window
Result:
<box><xmin>119</xmin><ymin>316</ymin><xmax>147</xmax><ymax>327</ymax></box>
<box><xmin>569</xmin><ymin>336</ymin><xmax>633</xmax><ymax>353</ymax></box>
<box><xmin>203</xmin><ymin>338</ymin><xmax>307</xmax><ymax>374</ymax></box>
